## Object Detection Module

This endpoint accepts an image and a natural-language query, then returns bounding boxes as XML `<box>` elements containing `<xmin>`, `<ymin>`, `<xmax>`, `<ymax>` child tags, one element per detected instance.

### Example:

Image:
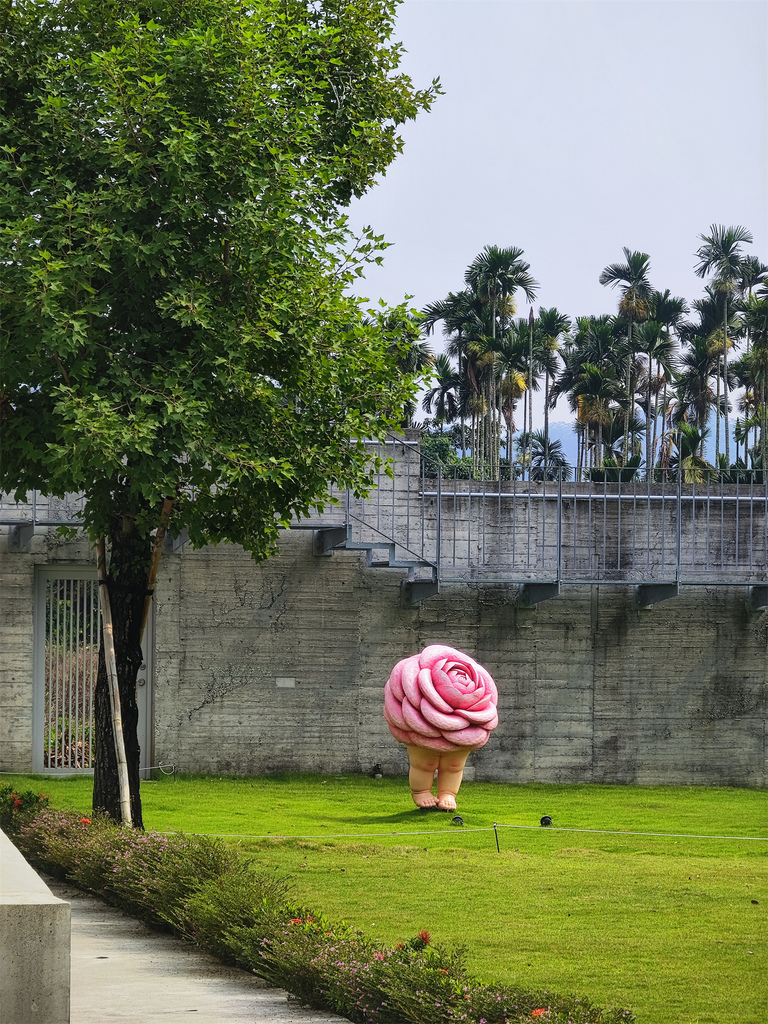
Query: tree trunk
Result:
<box><xmin>723</xmin><ymin>297</ymin><xmax>730</xmax><ymax>465</ymax></box>
<box><xmin>92</xmin><ymin>520</ymin><xmax>152</xmax><ymax>827</ymax></box>
<box><xmin>544</xmin><ymin>371</ymin><xmax>550</xmax><ymax>477</ymax></box>
<box><xmin>623</xmin><ymin>322</ymin><xmax>632</xmax><ymax>461</ymax></box>
<box><xmin>715</xmin><ymin>353</ymin><xmax>721</xmax><ymax>462</ymax></box>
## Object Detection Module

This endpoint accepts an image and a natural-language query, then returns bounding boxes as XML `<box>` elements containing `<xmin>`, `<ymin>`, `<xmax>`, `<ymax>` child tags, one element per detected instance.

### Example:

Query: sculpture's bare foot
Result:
<box><xmin>437</xmin><ymin>793</ymin><xmax>457</xmax><ymax>811</ymax></box>
<box><xmin>412</xmin><ymin>790</ymin><xmax>439</xmax><ymax>808</ymax></box>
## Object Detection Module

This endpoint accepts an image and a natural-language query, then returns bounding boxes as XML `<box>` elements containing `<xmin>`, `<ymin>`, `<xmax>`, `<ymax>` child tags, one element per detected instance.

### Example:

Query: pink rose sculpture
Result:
<box><xmin>384</xmin><ymin>644</ymin><xmax>499</xmax><ymax>752</ymax></box>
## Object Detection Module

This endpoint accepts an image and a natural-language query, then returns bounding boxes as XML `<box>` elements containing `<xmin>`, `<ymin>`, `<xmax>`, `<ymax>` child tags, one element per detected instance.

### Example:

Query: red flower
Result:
<box><xmin>79</xmin><ymin>817</ymin><xmax>92</xmax><ymax>824</ymax></box>
<box><xmin>289</xmin><ymin>918</ymin><xmax>303</xmax><ymax>924</ymax></box>
<box><xmin>418</xmin><ymin>930</ymin><xmax>431</xmax><ymax>944</ymax></box>
<box><xmin>531</xmin><ymin>1011</ymin><xmax>548</xmax><ymax>1019</ymax></box>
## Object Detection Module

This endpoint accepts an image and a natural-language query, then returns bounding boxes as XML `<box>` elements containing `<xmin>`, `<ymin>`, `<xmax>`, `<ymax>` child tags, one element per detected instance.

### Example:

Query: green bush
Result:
<box><xmin>0</xmin><ymin>783</ymin><xmax>49</xmax><ymax>832</ymax></box>
<box><xmin>3</xmin><ymin>807</ymin><xmax>635</xmax><ymax>1024</ymax></box>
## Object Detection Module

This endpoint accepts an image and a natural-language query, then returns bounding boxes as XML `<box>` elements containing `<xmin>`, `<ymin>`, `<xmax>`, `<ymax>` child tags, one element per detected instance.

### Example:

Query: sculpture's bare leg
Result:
<box><xmin>435</xmin><ymin>749</ymin><xmax>471</xmax><ymax>810</ymax></box>
<box><xmin>406</xmin><ymin>745</ymin><xmax>440</xmax><ymax>807</ymax></box>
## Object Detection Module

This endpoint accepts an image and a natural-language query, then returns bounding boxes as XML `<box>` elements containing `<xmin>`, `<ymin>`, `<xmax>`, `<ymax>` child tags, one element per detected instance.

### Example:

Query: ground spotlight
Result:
<box><xmin>540</xmin><ymin>815</ymin><xmax>553</xmax><ymax>827</ymax></box>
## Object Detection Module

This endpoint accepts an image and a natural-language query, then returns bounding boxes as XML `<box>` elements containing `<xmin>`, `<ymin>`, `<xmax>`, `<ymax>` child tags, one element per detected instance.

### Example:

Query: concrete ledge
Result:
<box><xmin>0</xmin><ymin>829</ymin><xmax>70</xmax><ymax>1024</ymax></box>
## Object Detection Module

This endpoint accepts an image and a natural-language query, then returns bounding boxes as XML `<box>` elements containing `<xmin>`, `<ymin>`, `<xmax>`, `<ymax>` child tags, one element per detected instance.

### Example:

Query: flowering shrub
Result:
<box><xmin>2</xmin><ymin>806</ymin><xmax>636</xmax><ymax>1024</ymax></box>
<box><xmin>0</xmin><ymin>784</ymin><xmax>49</xmax><ymax>830</ymax></box>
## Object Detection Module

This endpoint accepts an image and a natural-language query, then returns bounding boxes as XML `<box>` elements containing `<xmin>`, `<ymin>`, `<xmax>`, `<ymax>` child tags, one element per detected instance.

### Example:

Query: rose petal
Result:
<box><xmin>386</xmin><ymin>723</ymin><xmax>413</xmax><ymax>745</ymax></box>
<box><xmin>465</xmin><ymin>695</ymin><xmax>493</xmax><ymax>713</ymax></box>
<box><xmin>411</xmin><ymin>734</ymin><xmax>461</xmax><ymax>752</ymax></box>
<box><xmin>384</xmin><ymin>686</ymin><xmax>408</xmax><ymax>730</ymax></box>
<box><xmin>460</xmin><ymin>703</ymin><xmax>498</xmax><ymax>725</ymax></box>
<box><xmin>447</xmin><ymin>725</ymin><xmax>489</xmax><ymax>746</ymax></box>
<box><xmin>387</xmin><ymin>660</ymin><xmax>405</xmax><ymax>702</ymax></box>
<box><xmin>477</xmin><ymin>668</ymin><xmax>498</xmax><ymax>704</ymax></box>
<box><xmin>445</xmin><ymin>661</ymin><xmax>479</xmax><ymax>687</ymax></box>
<box><xmin>402</xmin><ymin>697</ymin><xmax>442</xmax><ymax>738</ymax></box>
<box><xmin>401</xmin><ymin>658</ymin><xmax>421</xmax><ymax>707</ymax></box>
<box><xmin>417</xmin><ymin>668</ymin><xmax>454</xmax><ymax>714</ymax></box>
<box><xmin>436</xmin><ymin>679</ymin><xmax>484</xmax><ymax>710</ymax></box>
<box><xmin>420</xmin><ymin>700</ymin><xmax>471</xmax><ymax>732</ymax></box>
<box><xmin>418</xmin><ymin>645</ymin><xmax>464</xmax><ymax>670</ymax></box>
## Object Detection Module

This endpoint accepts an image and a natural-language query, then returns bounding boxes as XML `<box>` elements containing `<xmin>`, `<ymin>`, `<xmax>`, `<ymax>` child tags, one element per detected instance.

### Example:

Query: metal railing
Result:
<box><xmin>4</xmin><ymin>444</ymin><xmax>767</xmax><ymax>587</ymax></box>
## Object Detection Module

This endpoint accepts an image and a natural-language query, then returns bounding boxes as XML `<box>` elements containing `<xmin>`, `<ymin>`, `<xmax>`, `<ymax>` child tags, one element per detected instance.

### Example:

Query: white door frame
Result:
<box><xmin>33</xmin><ymin>565</ymin><xmax>153</xmax><ymax>775</ymax></box>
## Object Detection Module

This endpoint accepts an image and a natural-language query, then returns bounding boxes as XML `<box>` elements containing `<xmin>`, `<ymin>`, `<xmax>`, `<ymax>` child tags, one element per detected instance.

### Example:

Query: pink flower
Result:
<box><xmin>384</xmin><ymin>645</ymin><xmax>498</xmax><ymax>751</ymax></box>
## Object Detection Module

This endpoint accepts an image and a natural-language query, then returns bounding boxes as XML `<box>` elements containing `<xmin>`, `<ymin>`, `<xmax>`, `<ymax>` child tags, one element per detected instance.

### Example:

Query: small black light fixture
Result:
<box><xmin>451</xmin><ymin>815</ymin><xmax>464</xmax><ymax>826</ymax></box>
<box><xmin>373</xmin><ymin>763</ymin><xmax>383</xmax><ymax>778</ymax></box>
<box><xmin>540</xmin><ymin>815</ymin><xmax>553</xmax><ymax>827</ymax></box>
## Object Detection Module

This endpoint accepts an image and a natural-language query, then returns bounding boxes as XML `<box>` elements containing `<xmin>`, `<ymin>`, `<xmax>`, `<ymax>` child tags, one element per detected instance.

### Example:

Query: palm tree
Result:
<box><xmin>421</xmin><ymin>353</ymin><xmax>460</xmax><ymax>430</ymax></box>
<box><xmin>648</xmin><ymin>290</ymin><xmax>687</xmax><ymax>466</ymax></box>
<box><xmin>694</xmin><ymin>224</ymin><xmax>754</xmax><ymax>464</ymax></box>
<box><xmin>668</xmin><ymin>423</ymin><xmax>713</xmax><ymax>482</ymax></box>
<box><xmin>421</xmin><ymin>288</ymin><xmax>485</xmax><ymax>452</ymax></box>
<box><xmin>494</xmin><ymin>332</ymin><xmax>528</xmax><ymax>470</ymax></box>
<box><xmin>464</xmin><ymin>246</ymin><xmax>538</xmax><ymax>478</ymax></box>
<box><xmin>571</xmin><ymin>363</ymin><xmax>623</xmax><ymax>469</ymax></box>
<box><xmin>738</xmin><ymin>296</ymin><xmax>768</xmax><ymax>469</ymax></box>
<box><xmin>517</xmin><ymin>430</ymin><xmax>572</xmax><ymax>481</ymax></box>
<box><xmin>536</xmin><ymin>307</ymin><xmax>570</xmax><ymax>472</ymax></box>
<box><xmin>673</xmin><ymin>332</ymin><xmax>720</xmax><ymax>435</ymax></box>
<box><xmin>633</xmin><ymin>320</ymin><xmax>674</xmax><ymax>474</ymax></box>
<box><xmin>599</xmin><ymin>248</ymin><xmax>653</xmax><ymax>460</ymax></box>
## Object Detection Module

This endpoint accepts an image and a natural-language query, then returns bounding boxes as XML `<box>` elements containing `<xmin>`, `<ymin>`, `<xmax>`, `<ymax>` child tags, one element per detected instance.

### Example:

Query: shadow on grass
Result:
<box><xmin>333</xmin><ymin>808</ymin><xmax>454</xmax><ymax>826</ymax></box>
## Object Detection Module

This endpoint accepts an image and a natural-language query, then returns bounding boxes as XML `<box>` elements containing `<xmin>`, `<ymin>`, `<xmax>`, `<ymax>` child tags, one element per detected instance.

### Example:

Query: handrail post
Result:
<box><xmin>435</xmin><ymin>471</ymin><xmax>442</xmax><ymax>575</ymax></box>
<box><xmin>676</xmin><ymin>467</ymin><xmax>682</xmax><ymax>584</ymax></box>
<box><xmin>557</xmin><ymin>469</ymin><xmax>563</xmax><ymax>584</ymax></box>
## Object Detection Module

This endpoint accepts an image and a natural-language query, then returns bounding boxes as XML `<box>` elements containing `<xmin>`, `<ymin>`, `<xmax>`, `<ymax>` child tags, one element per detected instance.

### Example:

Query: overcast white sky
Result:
<box><xmin>350</xmin><ymin>0</ymin><xmax>768</xmax><ymax>419</ymax></box>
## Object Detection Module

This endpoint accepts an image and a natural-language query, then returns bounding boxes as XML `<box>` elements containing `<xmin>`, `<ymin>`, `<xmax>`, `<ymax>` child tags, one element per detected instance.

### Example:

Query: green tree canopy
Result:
<box><xmin>0</xmin><ymin>0</ymin><xmax>437</xmax><ymax>823</ymax></box>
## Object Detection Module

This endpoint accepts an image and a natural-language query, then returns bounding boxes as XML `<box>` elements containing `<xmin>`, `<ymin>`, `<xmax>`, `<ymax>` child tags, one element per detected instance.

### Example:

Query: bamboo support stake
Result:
<box><xmin>139</xmin><ymin>497</ymin><xmax>174</xmax><ymax>644</ymax></box>
<box><xmin>96</xmin><ymin>537</ymin><xmax>132</xmax><ymax>826</ymax></box>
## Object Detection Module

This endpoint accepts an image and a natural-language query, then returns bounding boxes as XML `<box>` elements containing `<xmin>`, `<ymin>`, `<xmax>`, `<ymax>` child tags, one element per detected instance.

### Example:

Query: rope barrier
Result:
<box><xmin>3</xmin><ymin>770</ymin><xmax>763</xmax><ymax>844</ymax></box>
<box><xmin>156</xmin><ymin>823</ymin><xmax>768</xmax><ymax>843</ymax></box>
<box><xmin>0</xmin><ymin>762</ymin><xmax>177</xmax><ymax>776</ymax></box>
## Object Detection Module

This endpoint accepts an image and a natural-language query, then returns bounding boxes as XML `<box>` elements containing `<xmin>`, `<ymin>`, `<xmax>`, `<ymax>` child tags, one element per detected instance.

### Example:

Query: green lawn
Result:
<box><xmin>6</xmin><ymin>772</ymin><xmax>766</xmax><ymax>1024</ymax></box>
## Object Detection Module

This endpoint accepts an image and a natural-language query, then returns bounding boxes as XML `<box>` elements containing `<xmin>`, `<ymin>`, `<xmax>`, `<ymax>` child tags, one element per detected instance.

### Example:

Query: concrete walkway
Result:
<box><xmin>46</xmin><ymin>878</ymin><xmax>348</xmax><ymax>1024</ymax></box>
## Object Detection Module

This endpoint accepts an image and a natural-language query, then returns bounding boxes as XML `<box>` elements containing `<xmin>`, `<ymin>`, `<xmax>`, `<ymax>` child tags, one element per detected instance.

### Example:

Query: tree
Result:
<box><xmin>633</xmin><ymin>320</ymin><xmax>673</xmax><ymax>474</ymax></box>
<box><xmin>737</xmin><ymin>297</ymin><xmax>768</xmax><ymax>469</ymax></box>
<box><xmin>694</xmin><ymin>224</ymin><xmax>754</xmax><ymax>464</ymax></box>
<box><xmin>570</xmin><ymin>364</ymin><xmax>623</xmax><ymax>469</ymax></box>
<box><xmin>421</xmin><ymin>353</ymin><xmax>460</xmax><ymax>429</ymax></box>
<box><xmin>516</xmin><ymin>430</ymin><xmax>572</xmax><ymax>482</ymax></box>
<box><xmin>535</xmin><ymin>307</ymin><xmax>570</xmax><ymax>472</ymax></box>
<box><xmin>0</xmin><ymin>0</ymin><xmax>437</xmax><ymax>825</ymax></box>
<box><xmin>599</xmin><ymin>248</ymin><xmax>653</xmax><ymax>459</ymax></box>
<box><xmin>647</xmin><ymin>290</ymin><xmax>687</xmax><ymax>468</ymax></box>
<box><xmin>673</xmin><ymin>334</ymin><xmax>721</xmax><ymax>434</ymax></box>
<box><xmin>464</xmin><ymin>246</ymin><xmax>538</xmax><ymax>478</ymax></box>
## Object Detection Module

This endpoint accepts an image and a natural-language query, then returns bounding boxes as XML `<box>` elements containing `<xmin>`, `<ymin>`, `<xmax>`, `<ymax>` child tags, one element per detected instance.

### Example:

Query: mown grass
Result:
<box><xmin>5</xmin><ymin>772</ymin><xmax>766</xmax><ymax>1024</ymax></box>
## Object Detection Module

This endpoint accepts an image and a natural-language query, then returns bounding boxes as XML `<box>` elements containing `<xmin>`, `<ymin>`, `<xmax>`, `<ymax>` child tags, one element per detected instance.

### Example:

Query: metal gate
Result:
<box><xmin>33</xmin><ymin>567</ymin><xmax>153</xmax><ymax>774</ymax></box>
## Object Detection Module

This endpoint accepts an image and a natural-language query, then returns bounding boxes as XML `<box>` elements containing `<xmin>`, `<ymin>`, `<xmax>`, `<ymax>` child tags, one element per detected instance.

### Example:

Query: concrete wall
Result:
<box><xmin>0</xmin><ymin>829</ymin><xmax>71</xmax><ymax>1024</ymax></box>
<box><xmin>151</xmin><ymin>531</ymin><xmax>768</xmax><ymax>787</ymax></box>
<box><xmin>2</xmin><ymin>470</ymin><xmax>767</xmax><ymax>786</ymax></box>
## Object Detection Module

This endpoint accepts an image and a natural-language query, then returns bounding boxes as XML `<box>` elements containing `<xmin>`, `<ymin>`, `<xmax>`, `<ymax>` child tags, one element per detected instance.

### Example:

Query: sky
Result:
<box><xmin>349</xmin><ymin>0</ymin><xmax>768</xmax><ymax>428</ymax></box>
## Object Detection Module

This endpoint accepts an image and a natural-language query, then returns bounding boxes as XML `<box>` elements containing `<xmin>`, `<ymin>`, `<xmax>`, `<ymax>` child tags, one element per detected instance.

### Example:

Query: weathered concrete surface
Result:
<box><xmin>2</xmin><ymin>461</ymin><xmax>767</xmax><ymax>785</ymax></box>
<box><xmin>1</xmin><ymin>829</ymin><xmax>71</xmax><ymax>1024</ymax></box>
<box><xmin>46</xmin><ymin>877</ymin><xmax>348</xmax><ymax>1024</ymax></box>
<box><xmin>151</xmin><ymin>531</ymin><xmax>768</xmax><ymax>786</ymax></box>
